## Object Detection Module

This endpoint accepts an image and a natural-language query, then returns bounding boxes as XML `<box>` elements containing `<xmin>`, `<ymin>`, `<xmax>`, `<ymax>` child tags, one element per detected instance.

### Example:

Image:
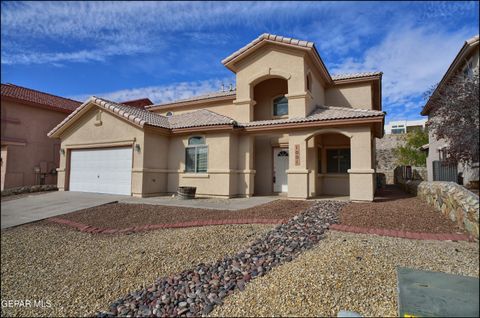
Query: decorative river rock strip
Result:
<box><xmin>96</xmin><ymin>200</ymin><xmax>347</xmax><ymax>317</ymax></box>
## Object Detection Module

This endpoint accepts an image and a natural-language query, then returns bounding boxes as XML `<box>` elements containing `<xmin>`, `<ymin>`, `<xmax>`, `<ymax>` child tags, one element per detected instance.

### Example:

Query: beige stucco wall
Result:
<box><xmin>140</xmin><ymin>129</ymin><xmax>169</xmax><ymax>196</ymax></box>
<box><xmin>304</xmin><ymin>56</ymin><xmax>326</xmax><ymax>114</ymax></box>
<box><xmin>1</xmin><ymin>99</ymin><xmax>68</xmax><ymax>190</ymax></box>
<box><xmin>325</xmin><ymin>82</ymin><xmax>373</xmax><ymax>109</ymax></box>
<box><xmin>167</xmin><ymin>131</ymin><xmax>247</xmax><ymax>197</ymax></box>
<box><xmin>56</xmin><ymin>105</ymin><xmax>145</xmax><ymax>195</ymax></box>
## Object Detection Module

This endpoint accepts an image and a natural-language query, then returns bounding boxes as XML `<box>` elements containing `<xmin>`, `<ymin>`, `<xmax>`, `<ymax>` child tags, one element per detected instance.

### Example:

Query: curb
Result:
<box><xmin>330</xmin><ymin>224</ymin><xmax>472</xmax><ymax>241</ymax></box>
<box><xmin>48</xmin><ymin>217</ymin><xmax>284</xmax><ymax>234</ymax></box>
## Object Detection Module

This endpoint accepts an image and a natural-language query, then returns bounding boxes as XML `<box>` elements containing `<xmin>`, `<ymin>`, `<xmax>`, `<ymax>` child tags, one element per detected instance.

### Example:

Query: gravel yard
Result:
<box><xmin>97</xmin><ymin>201</ymin><xmax>346</xmax><ymax>317</ymax></box>
<box><xmin>212</xmin><ymin>231</ymin><xmax>479</xmax><ymax>317</ymax></box>
<box><xmin>59</xmin><ymin>200</ymin><xmax>312</xmax><ymax>229</ymax></box>
<box><xmin>1</xmin><ymin>222</ymin><xmax>273</xmax><ymax>317</ymax></box>
<box><xmin>341</xmin><ymin>186</ymin><xmax>465</xmax><ymax>233</ymax></box>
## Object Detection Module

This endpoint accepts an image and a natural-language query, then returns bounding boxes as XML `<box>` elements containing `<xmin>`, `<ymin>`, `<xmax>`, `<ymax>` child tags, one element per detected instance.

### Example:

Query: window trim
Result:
<box><xmin>271</xmin><ymin>94</ymin><xmax>289</xmax><ymax>118</ymax></box>
<box><xmin>185</xmin><ymin>136</ymin><xmax>208</xmax><ymax>173</ymax></box>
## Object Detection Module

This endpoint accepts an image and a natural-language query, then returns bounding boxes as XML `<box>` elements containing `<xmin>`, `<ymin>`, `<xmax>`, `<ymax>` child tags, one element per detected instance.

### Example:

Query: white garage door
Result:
<box><xmin>69</xmin><ymin>147</ymin><xmax>132</xmax><ymax>195</ymax></box>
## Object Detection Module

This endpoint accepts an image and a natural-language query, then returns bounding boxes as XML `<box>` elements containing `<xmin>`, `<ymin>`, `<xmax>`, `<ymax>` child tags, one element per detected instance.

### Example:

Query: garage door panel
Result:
<box><xmin>70</xmin><ymin>147</ymin><xmax>132</xmax><ymax>195</ymax></box>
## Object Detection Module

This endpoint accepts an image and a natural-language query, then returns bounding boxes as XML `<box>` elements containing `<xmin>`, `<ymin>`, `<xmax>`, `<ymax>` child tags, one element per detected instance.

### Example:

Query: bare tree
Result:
<box><xmin>425</xmin><ymin>70</ymin><xmax>479</xmax><ymax>164</ymax></box>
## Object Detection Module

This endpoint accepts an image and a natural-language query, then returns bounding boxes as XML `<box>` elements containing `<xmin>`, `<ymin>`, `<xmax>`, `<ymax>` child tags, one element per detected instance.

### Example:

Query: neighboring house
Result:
<box><xmin>48</xmin><ymin>34</ymin><xmax>385</xmax><ymax>201</ymax></box>
<box><xmin>384</xmin><ymin>119</ymin><xmax>426</xmax><ymax>134</ymax></box>
<box><xmin>376</xmin><ymin>118</ymin><xmax>426</xmax><ymax>185</ymax></box>
<box><xmin>421</xmin><ymin>35</ymin><xmax>479</xmax><ymax>186</ymax></box>
<box><xmin>121</xmin><ymin>98</ymin><xmax>154</xmax><ymax>108</ymax></box>
<box><xmin>1</xmin><ymin>83</ymin><xmax>81</xmax><ymax>190</ymax></box>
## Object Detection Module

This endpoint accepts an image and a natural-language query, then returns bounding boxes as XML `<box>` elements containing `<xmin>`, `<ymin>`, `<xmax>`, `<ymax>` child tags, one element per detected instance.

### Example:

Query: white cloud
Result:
<box><xmin>330</xmin><ymin>23</ymin><xmax>475</xmax><ymax>119</ymax></box>
<box><xmin>71</xmin><ymin>77</ymin><xmax>236</xmax><ymax>104</ymax></box>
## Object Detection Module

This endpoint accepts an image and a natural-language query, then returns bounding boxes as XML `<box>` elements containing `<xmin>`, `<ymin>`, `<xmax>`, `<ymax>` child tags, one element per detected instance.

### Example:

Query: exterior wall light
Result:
<box><xmin>60</xmin><ymin>148</ymin><xmax>65</xmax><ymax>155</ymax></box>
<box><xmin>135</xmin><ymin>144</ymin><xmax>141</xmax><ymax>153</ymax></box>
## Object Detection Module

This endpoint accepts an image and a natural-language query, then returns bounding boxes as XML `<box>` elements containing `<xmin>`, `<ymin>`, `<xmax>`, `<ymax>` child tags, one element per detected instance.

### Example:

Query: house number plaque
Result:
<box><xmin>295</xmin><ymin>144</ymin><xmax>300</xmax><ymax>166</ymax></box>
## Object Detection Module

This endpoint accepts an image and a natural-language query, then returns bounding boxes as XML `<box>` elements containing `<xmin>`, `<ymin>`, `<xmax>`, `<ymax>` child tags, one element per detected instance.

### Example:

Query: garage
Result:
<box><xmin>69</xmin><ymin>147</ymin><xmax>132</xmax><ymax>195</ymax></box>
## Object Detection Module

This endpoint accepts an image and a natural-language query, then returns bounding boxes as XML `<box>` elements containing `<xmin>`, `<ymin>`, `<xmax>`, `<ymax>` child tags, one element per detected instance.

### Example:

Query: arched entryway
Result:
<box><xmin>305</xmin><ymin>129</ymin><xmax>352</xmax><ymax>197</ymax></box>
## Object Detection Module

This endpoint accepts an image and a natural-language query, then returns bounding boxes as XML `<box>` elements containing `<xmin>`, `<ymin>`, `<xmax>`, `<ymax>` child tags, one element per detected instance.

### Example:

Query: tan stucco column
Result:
<box><xmin>237</xmin><ymin>134</ymin><xmax>255</xmax><ymax>197</ymax></box>
<box><xmin>348</xmin><ymin>126</ymin><xmax>375</xmax><ymax>201</ymax></box>
<box><xmin>287</xmin><ymin>132</ymin><xmax>309</xmax><ymax>199</ymax></box>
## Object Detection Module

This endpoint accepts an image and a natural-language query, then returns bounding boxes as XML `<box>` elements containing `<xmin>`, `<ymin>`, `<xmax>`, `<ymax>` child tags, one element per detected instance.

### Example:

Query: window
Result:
<box><xmin>326</xmin><ymin>149</ymin><xmax>350</xmax><ymax>173</ymax></box>
<box><xmin>273</xmin><ymin>96</ymin><xmax>288</xmax><ymax>116</ymax></box>
<box><xmin>306</xmin><ymin>73</ymin><xmax>312</xmax><ymax>92</ymax></box>
<box><xmin>185</xmin><ymin>137</ymin><xmax>207</xmax><ymax>173</ymax></box>
<box><xmin>166</xmin><ymin>111</ymin><xmax>173</xmax><ymax>116</ymax></box>
<box><xmin>391</xmin><ymin>127</ymin><xmax>406</xmax><ymax>134</ymax></box>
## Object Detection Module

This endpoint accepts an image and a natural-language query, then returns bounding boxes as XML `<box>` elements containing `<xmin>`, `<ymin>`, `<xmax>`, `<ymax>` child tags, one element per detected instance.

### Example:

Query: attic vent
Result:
<box><xmin>166</xmin><ymin>111</ymin><xmax>173</xmax><ymax>117</ymax></box>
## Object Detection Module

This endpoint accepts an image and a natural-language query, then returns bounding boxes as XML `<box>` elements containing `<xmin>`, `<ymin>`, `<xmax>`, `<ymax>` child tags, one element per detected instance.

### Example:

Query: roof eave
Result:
<box><xmin>331</xmin><ymin>74</ymin><xmax>382</xmax><ymax>86</ymax></box>
<box><xmin>147</xmin><ymin>94</ymin><xmax>236</xmax><ymax>111</ymax></box>
<box><xmin>242</xmin><ymin>116</ymin><xmax>384</xmax><ymax>133</ymax></box>
<box><xmin>421</xmin><ymin>36</ymin><xmax>479</xmax><ymax>116</ymax></box>
<box><xmin>1</xmin><ymin>95</ymin><xmax>76</xmax><ymax>114</ymax></box>
<box><xmin>222</xmin><ymin>38</ymin><xmax>332</xmax><ymax>83</ymax></box>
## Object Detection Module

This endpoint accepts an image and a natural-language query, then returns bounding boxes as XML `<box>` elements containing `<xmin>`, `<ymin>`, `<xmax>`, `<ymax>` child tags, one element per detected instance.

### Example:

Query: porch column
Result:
<box><xmin>287</xmin><ymin>132</ymin><xmax>309</xmax><ymax>199</ymax></box>
<box><xmin>237</xmin><ymin>134</ymin><xmax>255</xmax><ymax>197</ymax></box>
<box><xmin>348</xmin><ymin>126</ymin><xmax>375</xmax><ymax>201</ymax></box>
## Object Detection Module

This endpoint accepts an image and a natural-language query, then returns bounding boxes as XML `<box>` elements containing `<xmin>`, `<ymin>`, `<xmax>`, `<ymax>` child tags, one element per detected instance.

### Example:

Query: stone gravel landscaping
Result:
<box><xmin>97</xmin><ymin>200</ymin><xmax>347</xmax><ymax>317</ymax></box>
<box><xmin>212</xmin><ymin>231</ymin><xmax>479</xmax><ymax>317</ymax></box>
<box><xmin>1</xmin><ymin>222</ymin><xmax>273</xmax><ymax>317</ymax></box>
<box><xmin>59</xmin><ymin>200</ymin><xmax>313</xmax><ymax>229</ymax></box>
<box><xmin>340</xmin><ymin>186</ymin><xmax>466</xmax><ymax>234</ymax></box>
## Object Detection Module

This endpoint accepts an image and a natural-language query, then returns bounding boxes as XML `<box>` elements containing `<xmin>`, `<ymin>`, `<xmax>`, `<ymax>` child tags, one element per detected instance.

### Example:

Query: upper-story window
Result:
<box><xmin>306</xmin><ymin>73</ymin><xmax>312</xmax><ymax>92</ymax></box>
<box><xmin>391</xmin><ymin>125</ymin><xmax>406</xmax><ymax>134</ymax></box>
<box><xmin>166</xmin><ymin>111</ymin><xmax>173</xmax><ymax>117</ymax></box>
<box><xmin>185</xmin><ymin>136</ymin><xmax>207</xmax><ymax>173</ymax></box>
<box><xmin>273</xmin><ymin>96</ymin><xmax>288</xmax><ymax>117</ymax></box>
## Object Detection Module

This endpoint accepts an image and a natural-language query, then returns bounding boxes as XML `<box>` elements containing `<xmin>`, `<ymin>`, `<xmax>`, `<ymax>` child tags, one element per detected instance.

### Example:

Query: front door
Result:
<box><xmin>273</xmin><ymin>148</ymin><xmax>289</xmax><ymax>192</ymax></box>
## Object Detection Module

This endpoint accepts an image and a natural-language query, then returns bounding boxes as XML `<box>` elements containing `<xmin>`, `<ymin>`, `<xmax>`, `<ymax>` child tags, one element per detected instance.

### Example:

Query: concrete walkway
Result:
<box><xmin>1</xmin><ymin>191</ymin><xmax>125</xmax><ymax>229</ymax></box>
<box><xmin>121</xmin><ymin>195</ymin><xmax>278</xmax><ymax>210</ymax></box>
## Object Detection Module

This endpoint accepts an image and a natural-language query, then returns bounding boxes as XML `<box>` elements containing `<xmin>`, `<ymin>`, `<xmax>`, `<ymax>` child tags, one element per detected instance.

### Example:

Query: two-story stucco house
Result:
<box><xmin>1</xmin><ymin>83</ymin><xmax>82</xmax><ymax>190</ymax></box>
<box><xmin>48</xmin><ymin>34</ymin><xmax>385</xmax><ymax>201</ymax></box>
<box><xmin>421</xmin><ymin>34</ymin><xmax>479</xmax><ymax>186</ymax></box>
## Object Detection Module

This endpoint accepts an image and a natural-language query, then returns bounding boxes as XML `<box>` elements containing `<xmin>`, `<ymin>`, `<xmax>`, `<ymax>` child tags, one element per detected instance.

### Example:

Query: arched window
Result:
<box><xmin>273</xmin><ymin>96</ymin><xmax>288</xmax><ymax>116</ymax></box>
<box><xmin>185</xmin><ymin>136</ymin><xmax>207</xmax><ymax>173</ymax></box>
<box><xmin>166</xmin><ymin>111</ymin><xmax>173</xmax><ymax>117</ymax></box>
<box><xmin>277</xmin><ymin>150</ymin><xmax>289</xmax><ymax>157</ymax></box>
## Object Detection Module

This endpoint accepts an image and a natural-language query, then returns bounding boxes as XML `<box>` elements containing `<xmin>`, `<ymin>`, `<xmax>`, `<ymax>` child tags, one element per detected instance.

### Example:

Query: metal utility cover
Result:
<box><xmin>397</xmin><ymin>267</ymin><xmax>479</xmax><ymax>317</ymax></box>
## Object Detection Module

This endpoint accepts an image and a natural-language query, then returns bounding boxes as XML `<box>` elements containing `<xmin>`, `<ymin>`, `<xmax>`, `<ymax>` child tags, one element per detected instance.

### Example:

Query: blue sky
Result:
<box><xmin>1</xmin><ymin>1</ymin><xmax>478</xmax><ymax>123</ymax></box>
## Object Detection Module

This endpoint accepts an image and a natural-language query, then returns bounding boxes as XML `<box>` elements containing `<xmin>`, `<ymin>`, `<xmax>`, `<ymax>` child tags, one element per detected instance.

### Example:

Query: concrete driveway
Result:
<box><xmin>1</xmin><ymin>191</ymin><xmax>126</xmax><ymax>229</ymax></box>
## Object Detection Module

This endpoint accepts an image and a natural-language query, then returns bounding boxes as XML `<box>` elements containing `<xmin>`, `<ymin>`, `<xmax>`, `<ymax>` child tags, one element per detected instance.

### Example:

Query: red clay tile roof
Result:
<box><xmin>121</xmin><ymin>98</ymin><xmax>154</xmax><ymax>108</ymax></box>
<box><xmin>240</xmin><ymin>105</ymin><xmax>384</xmax><ymax>127</ymax></box>
<box><xmin>147</xmin><ymin>90</ymin><xmax>236</xmax><ymax>109</ymax></box>
<box><xmin>1</xmin><ymin>83</ymin><xmax>81</xmax><ymax>113</ymax></box>
<box><xmin>331</xmin><ymin>72</ymin><xmax>383</xmax><ymax>81</ymax></box>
